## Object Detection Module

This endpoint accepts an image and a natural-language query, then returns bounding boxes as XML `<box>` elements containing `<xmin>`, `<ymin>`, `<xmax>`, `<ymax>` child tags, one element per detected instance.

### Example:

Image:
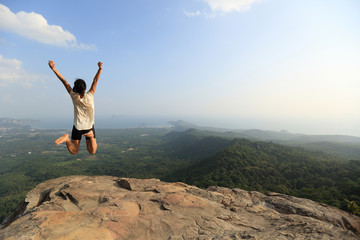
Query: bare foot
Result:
<box><xmin>84</xmin><ymin>130</ymin><xmax>94</xmax><ymax>139</ymax></box>
<box><xmin>55</xmin><ymin>134</ymin><xmax>70</xmax><ymax>145</ymax></box>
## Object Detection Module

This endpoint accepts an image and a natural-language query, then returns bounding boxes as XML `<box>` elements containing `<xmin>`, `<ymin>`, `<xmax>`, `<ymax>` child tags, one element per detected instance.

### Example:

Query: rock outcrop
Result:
<box><xmin>0</xmin><ymin>175</ymin><xmax>359</xmax><ymax>240</ymax></box>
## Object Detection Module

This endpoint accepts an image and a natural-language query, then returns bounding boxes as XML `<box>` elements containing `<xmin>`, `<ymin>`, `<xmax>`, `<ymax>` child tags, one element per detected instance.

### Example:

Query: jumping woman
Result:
<box><xmin>48</xmin><ymin>60</ymin><xmax>103</xmax><ymax>155</ymax></box>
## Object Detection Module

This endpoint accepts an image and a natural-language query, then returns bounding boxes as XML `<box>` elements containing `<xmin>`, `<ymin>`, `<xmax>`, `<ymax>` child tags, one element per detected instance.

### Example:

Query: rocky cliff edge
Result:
<box><xmin>0</xmin><ymin>175</ymin><xmax>359</xmax><ymax>240</ymax></box>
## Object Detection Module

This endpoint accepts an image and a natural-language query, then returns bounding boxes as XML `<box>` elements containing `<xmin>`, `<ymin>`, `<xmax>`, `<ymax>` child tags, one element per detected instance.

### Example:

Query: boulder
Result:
<box><xmin>0</xmin><ymin>175</ymin><xmax>359</xmax><ymax>239</ymax></box>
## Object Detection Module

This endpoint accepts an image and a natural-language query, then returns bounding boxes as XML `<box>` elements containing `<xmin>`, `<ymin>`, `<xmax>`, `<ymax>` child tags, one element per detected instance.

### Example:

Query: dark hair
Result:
<box><xmin>73</xmin><ymin>79</ymin><xmax>86</xmax><ymax>95</ymax></box>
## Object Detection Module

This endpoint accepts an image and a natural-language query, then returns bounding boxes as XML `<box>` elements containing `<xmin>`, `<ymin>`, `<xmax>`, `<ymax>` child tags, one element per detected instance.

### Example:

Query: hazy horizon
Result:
<box><xmin>2</xmin><ymin>114</ymin><xmax>358</xmax><ymax>137</ymax></box>
<box><xmin>1</xmin><ymin>1</ymin><xmax>359</xmax><ymax>137</ymax></box>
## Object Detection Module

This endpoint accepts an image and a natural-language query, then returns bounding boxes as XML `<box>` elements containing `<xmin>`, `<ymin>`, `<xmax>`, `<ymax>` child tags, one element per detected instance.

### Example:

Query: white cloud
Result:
<box><xmin>203</xmin><ymin>0</ymin><xmax>260</xmax><ymax>12</ymax></box>
<box><xmin>0</xmin><ymin>54</ymin><xmax>43</xmax><ymax>87</ymax></box>
<box><xmin>0</xmin><ymin>4</ymin><xmax>95</xmax><ymax>50</ymax></box>
<box><xmin>184</xmin><ymin>10</ymin><xmax>201</xmax><ymax>17</ymax></box>
<box><xmin>185</xmin><ymin>0</ymin><xmax>260</xmax><ymax>17</ymax></box>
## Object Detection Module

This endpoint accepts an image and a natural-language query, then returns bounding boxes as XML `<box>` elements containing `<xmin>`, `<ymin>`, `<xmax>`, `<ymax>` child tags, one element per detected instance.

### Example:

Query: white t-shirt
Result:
<box><xmin>70</xmin><ymin>90</ymin><xmax>94</xmax><ymax>130</ymax></box>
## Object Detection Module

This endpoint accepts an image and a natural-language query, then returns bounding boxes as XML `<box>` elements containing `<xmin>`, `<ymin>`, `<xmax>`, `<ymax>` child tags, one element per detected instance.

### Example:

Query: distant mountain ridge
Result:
<box><xmin>168</xmin><ymin>120</ymin><xmax>360</xmax><ymax>159</ymax></box>
<box><xmin>168</xmin><ymin>120</ymin><xmax>360</xmax><ymax>143</ymax></box>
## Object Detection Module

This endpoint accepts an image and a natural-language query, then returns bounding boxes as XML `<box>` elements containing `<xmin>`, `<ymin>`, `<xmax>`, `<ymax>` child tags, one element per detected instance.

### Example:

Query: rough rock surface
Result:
<box><xmin>0</xmin><ymin>175</ymin><xmax>359</xmax><ymax>240</ymax></box>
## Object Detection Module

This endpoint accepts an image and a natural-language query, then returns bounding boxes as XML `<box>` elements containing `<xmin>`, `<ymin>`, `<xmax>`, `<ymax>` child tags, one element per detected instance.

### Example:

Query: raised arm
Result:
<box><xmin>89</xmin><ymin>61</ymin><xmax>103</xmax><ymax>95</ymax></box>
<box><xmin>48</xmin><ymin>60</ymin><xmax>72</xmax><ymax>94</ymax></box>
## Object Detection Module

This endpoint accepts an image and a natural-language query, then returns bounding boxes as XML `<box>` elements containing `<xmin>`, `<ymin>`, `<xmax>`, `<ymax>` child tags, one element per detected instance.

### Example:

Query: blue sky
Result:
<box><xmin>0</xmin><ymin>0</ymin><xmax>360</xmax><ymax>135</ymax></box>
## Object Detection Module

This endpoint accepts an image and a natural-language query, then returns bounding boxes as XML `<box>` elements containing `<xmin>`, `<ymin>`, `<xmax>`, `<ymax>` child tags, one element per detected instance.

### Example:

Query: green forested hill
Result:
<box><xmin>167</xmin><ymin>138</ymin><xmax>360</xmax><ymax>210</ymax></box>
<box><xmin>285</xmin><ymin>141</ymin><xmax>360</xmax><ymax>160</ymax></box>
<box><xmin>161</xmin><ymin>129</ymin><xmax>234</xmax><ymax>160</ymax></box>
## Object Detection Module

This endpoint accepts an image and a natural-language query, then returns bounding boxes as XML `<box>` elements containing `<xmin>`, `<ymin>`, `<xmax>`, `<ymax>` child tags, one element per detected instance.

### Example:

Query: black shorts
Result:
<box><xmin>71</xmin><ymin>125</ymin><xmax>96</xmax><ymax>141</ymax></box>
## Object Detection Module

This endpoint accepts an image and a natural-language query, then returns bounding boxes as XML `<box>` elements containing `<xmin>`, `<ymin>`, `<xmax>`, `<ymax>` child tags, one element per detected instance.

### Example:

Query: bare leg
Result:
<box><xmin>55</xmin><ymin>134</ymin><xmax>80</xmax><ymax>155</ymax></box>
<box><xmin>84</xmin><ymin>130</ymin><xmax>97</xmax><ymax>154</ymax></box>
<box><xmin>55</xmin><ymin>134</ymin><xmax>70</xmax><ymax>145</ymax></box>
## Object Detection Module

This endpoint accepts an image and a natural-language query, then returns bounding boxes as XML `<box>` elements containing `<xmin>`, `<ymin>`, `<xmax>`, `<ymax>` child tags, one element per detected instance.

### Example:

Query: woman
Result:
<box><xmin>48</xmin><ymin>60</ymin><xmax>102</xmax><ymax>155</ymax></box>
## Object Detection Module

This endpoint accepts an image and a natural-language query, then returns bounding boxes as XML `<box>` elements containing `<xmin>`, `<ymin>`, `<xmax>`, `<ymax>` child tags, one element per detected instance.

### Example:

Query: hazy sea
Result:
<box><xmin>26</xmin><ymin>115</ymin><xmax>360</xmax><ymax>137</ymax></box>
